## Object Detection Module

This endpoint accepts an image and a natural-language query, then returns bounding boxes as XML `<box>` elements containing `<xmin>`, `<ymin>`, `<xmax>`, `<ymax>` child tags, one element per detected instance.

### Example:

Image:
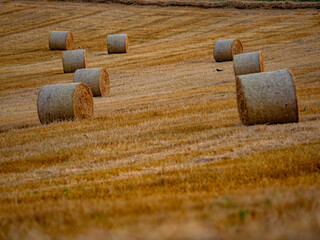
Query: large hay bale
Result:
<box><xmin>233</xmin><ymin>51</ymin><xmax>265</xmax><ymax>76</ymax></box>
<box><xmin>62</xmin><ymin>49</ymin><xmax>87</xmax><ymax>73</ymax></box>
<box><xmin>213</xmin><ymin>39</ymin><xmax>243</xmax><ymax>62</ymax></box>
<box><xmin>73</xmin><ymin>68</ymin><xmax>110</xmax><ymax>97</ymax></box>
<box><xmin>49</xmin><ymin>31</ymin><xmax>74</xmax><ymax>50</ymax></box>
<box><xmin>236</xmin><ymin>69</ymin><xmax>299</xmax><ymax>125</ymax></box>
<box><xmin>107</xmin><ymin>34</ymin><xmax>128</xmax><ymax>54</ymax></box>
<box><xmin>37</xmin><ymin>83</ymin><xmax>93</xmax><ymax>124</ymax></box>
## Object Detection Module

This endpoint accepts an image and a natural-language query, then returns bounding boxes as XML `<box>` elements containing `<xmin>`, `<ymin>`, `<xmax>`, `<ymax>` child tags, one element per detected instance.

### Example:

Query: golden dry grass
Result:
<box><xmin>0</xmin><ymin>0</ymin><xmax>320</xmax><ymax>239</ymax></box>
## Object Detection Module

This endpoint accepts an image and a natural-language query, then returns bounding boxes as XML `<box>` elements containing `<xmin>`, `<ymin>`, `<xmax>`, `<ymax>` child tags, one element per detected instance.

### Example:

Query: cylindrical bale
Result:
<box><xmin>236</xmin><ymin>69</ymin><xmax>299</xmax><ymax>126</ymax></box>
<box><xmin>233</xmin><ymin>51</ymin><xmax>265</xmax><ymax>76</ymax></box>
<box><xmin>213</xmin><ymin>39</ymin><xmax>243</xmax><ymax>62</ymax></box>
<box><xmin>62</xmin><ymin>49</ymin><xmax>87</xmax><ymax>73</ymax></box>
<box><xmin>49</xmin><ymin>31</ymin><xmax>74</xmax><ymax>50</ymax></box>
<box><xmin>107</xmin><ymin>34</ymin><xmax>128</xmax><ymax>54</ymax></box>
<box><xmin>73</xmin><ymin>68</ymin><xmax>110</xmax><ymax>97</ymax></box>
<box><xmin>37</xmin><ymin>83</ymin><xmax>93</xmax><ymax>124</ymax></box>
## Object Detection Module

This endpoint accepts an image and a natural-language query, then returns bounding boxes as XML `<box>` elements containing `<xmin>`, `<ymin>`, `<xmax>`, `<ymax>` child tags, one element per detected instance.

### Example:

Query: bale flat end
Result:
<box><xmin>73</xmin><ymin>83</ymin><xmax>93</xmax><ymax>120</ymax></box>
<box><xmin>99</xmin><ymin>68</ymin><xmax>110</xmax><ymax>97</ymax></box>
<box><xmin>235</xmin><ymin>76</ymin><xmax>249</xmax><ymax>125</ymax></box>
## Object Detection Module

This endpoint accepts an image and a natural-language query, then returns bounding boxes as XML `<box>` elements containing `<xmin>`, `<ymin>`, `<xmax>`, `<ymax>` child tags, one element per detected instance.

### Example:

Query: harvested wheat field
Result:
<box><xmin>0</xmin><ymin>0</ymin><xmax>320</xmax><ymax>239</ymax></box>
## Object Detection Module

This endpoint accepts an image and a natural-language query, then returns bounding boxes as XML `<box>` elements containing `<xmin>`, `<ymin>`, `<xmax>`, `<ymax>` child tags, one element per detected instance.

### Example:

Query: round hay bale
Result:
<box><xmin>37</xmin><ymin>83</ymin><xmax>93</xmax><ymax>124</ymax></box>
<box><xmin>49</xmin><ymin>31</ymin><xmax>74</xmax><ymax>50</ymax></box>
<box><xmin>233</xmin><ymin>51</ymin><xmax>265</xmax><ymax>76</ymax></box>
<box><xmin>73</xmin><ymin>68</ymin><xmax>110</xmax><ymax>97</ymax></box>
<box><xmin>107</xmin><ymin>34</ymin><xmax>128</xmax><ymax>54</ymax></box>
<box><xmin>62</xmin><ymin>49</ymin><xmax>87</xmax><ymax>73</ymax></box>
<box><xmin>213</xmin><ymin>39</ymin><xmax>243</xmax><ymax>62</ymax></box>
<box><xmin>236</xmin><ymin>69</ymin><xmax>299</xmax><ymax>126</ymax></box>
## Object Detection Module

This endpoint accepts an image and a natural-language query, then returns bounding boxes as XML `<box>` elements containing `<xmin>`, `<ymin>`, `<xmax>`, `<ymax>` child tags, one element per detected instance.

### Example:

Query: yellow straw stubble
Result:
<box><xmin>214</xmin><ymin>39</ymin><xmax>243</xmax><ymax>62</ymax></box>
<box><xmin>37</xmin><ymin>83</ymin><xmax>93</xmax><ymax>124</ymax></box>
<box><xmin>107</xmin><ymin>34</ymin><xmax>128</xmax><ymax>54</ymax></box>
<box><xmin>233</xmin><ymin>51</ymin><xmax>265</xmax><ymax>76</ymax></box>
<box><xmin>49</xmin><ymin>31</ymin><xmax>74</xmax><ymax>50</ymax></box>
<box><xmin>236</xmin><ymin>69</ymin><xmax>299</xmax><ymax>126</ymax></box>
<box><xmin>73</xmin><ymin>68</ymin><xmax>110</xmax><ymax>97</ymax></box>
<box><xmin>62</xmin><ymin>49</ymin><xmax>87</xmax><ymax>73</ymax></box>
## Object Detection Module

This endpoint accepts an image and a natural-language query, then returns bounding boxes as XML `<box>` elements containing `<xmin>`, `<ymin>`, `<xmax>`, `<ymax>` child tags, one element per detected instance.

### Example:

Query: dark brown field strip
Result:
<box><xmin>0</xmin><ymin>6</ymin><xmax>36</xmax><ymax>16</ymax></box>
<box><xmin>49</xmin><ymin>0</ymin><xmax>320</xmax><ymax>9</ymax></box>
<box><xmin>0</xmin><ymin>10</ymin><xmax>105</xmax><ymax>38</ymax></box>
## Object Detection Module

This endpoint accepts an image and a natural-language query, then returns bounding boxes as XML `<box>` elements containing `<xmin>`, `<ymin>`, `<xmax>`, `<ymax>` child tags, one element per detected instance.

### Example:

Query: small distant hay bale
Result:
<box><xmin>49</xmin><ymin>31</ymin><xmax>74</xmax><ymax>50</ymax></box>
<box><xmin>62</xmin><ymin>49</ymin><xmax>87</xmax><ymax>73</ymax></box>
<box><xmin>37</xmin><ymin>83</ymin><xmax>93</xmax><ymax>124</ymax></box>
<box><xmin>236</xmin><ymin>69</ymin><xmax>299</xmax><ymax>125</ymax></box>
<box><xmin>213</xmin><ymin>39</ymin><xmax>243</xmax><ymax>62</ymax></box>
<box><xmin>73</xmin><ymin>68</ymin><xmax>110</xmax><ymax>97</ymax></box>
<box><xmin>233</xmin><ymin>51</ymin><xmax>265</xmax><ymax>76</ymax></box>
<box><xmin>107</xmin><ymin>34</ymin><xmax>128</xmax><ymax>54</ymax></box>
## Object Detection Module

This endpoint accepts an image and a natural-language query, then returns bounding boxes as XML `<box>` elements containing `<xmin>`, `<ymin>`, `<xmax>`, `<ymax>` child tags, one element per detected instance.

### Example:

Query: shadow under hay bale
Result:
<box><xmin>62</xmin><ymin>49</ymin><xmax>87</xmax><ymax>73</ymax></box>
<box><xmin>107</xmin><ymin>34</ymin><xmax>128</xmax><ymax>54</ymax></box>
<box><xmin>233</xmin><ymin>51</ymin><xmax>265</xmax><ymax>76</ymax></box>
<box><xmin>73</xmin><ymin>68</ymin><xmax>110</xmax><ymax>97</ymax></box>
<box><xmin>49</xmin><ymin>31</ymin><xmax>74</xmax><ymax>50</ymax></box>
<box><xmin>37</xmin><ymin>83</ymin><xmax>93</xmax><ymax>124</ymax></box>
<box><xmin>213</xmin><ymin>39</ymin><xmax>243</xmax><ymax>62</ymax></box>
<box><xmin>236</xmin><ymin>69</ymin><xmax>299</xmax><ymax>126</ymax></box>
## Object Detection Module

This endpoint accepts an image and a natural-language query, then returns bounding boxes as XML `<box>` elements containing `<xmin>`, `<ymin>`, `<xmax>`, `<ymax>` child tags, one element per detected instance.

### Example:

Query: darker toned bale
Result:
<box><xmin>49</xmin><ymin>31</ymin><xmax>74</xmax><ymax>50</ymax></box>
<box><xmin>62</xmin><ymin>49</ymin><xmax>87</xmax><ymax>73</ymax></box>
<box><xmin>73</xmin><ymin>68</ymin><xmax>110</xmax><ymax>97</ymax></box>
<box><xmin>214</xmin><ymin>39</ymin><xmax>243</xmax><ymax>62</ymax></box>
<box><xmin>107</xmin><ymin>34</ymin><xmax>128</xmax><ymax>54</ymax></box>
<box><xmin>233</xmin><ymin>51</ymin><xmax>265</xmax><ymax>76</ymax></box>
<box><xmin>236</xmin><ymin>69</ymin><xmax>299</xmax><ymax>126</ymax></box>
<box><xmin>37</xmin><ymin>83</ymin><xmax>93</xmax><ymax>124</ymax></box>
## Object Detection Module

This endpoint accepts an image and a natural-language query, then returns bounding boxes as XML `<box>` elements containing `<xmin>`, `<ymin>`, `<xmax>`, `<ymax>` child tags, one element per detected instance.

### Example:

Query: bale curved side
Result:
<box><xmin>62</xmin><ymin>49</ymin><xmax>87</xmax><ymax>73</ymax></box>
<box><xmin>233</xmin><ymin>51</ymin><xmax>265</xmax><ymax>76</ymax></box>
<box><xmin>73</xmin><ymin>68</ymin><xmax>110</xmax><ymax>97</ymax></box>
<box><xmin>107</xmin><ymin>34</ymin><xmax>128</xmax><ymax>54</ymax></box>
<box><xmin>49</xmin><ymin>31</ymin><xmax>74</xmax><ymax>50</ymax></box>
<box><xmin>236</xmin><ymin>69</ymin><xmax>299</xmax><ymax>125</ymax></box>
<box><xmin>213</xmin><ymin>39</ymin><xmax>243</xmax><ymax>62</ymax></box>
<box><xmin>37</xmin><ymin>83</ymin><xmax>93</xmax><ymax>124</ymax></box>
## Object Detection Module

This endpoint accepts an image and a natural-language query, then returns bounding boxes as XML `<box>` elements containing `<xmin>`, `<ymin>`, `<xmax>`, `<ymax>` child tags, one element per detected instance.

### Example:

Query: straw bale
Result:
<box><xmin>214</xmin><ymin>39</ymin><xmax>243</xmax><ymax>62</ymax></box>
<box><xmin>236</xmin><ymin>69</ymin><xmax>299</xmax><ymax>125</ymax></box>
<box><xmin>37</xmin><ymin>83</ymin><xmax>93</xmax><ymax>124</ymax></box>
<box><xmin>73</xmin><ymin>68</ymin><xmax>110</xmax><ymax>97</ymax></box>
<box><xmin>233</xmin><ymin>51</ymin><xmax>265</xmax><ymax>76</ymax></box>
<box><xmin>62</xmin><ymin>49</ymin><xmax>87</xmax><ymax>73</ymax></box>
<box><xmin>49</xmin><ymin>31</ymin><xmax>74</xmax><ymax>50</ymax></box>
<box><xmin>107</xmin><ymin>34</ymin><xmax>128</xmax><ymax>54</ymax></box>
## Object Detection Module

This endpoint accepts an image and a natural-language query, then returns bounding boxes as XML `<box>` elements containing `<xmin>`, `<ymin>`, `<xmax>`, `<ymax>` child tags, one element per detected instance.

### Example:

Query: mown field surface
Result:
<box><xmin>1</xmin><ymin>0</ymin><xmax>320</xmax><ymax>239</ymax></box>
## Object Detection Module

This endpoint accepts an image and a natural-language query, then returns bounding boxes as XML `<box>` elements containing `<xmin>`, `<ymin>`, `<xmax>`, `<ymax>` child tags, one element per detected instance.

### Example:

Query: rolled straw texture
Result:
<box><xmin>49</xmin><ymin>31</ymin><xmax>74</xmax><ymax>50</ymax></box>
<box><xmin>236</xmin><ymin>69</ymin><xmax>299</xmax><ymax>125</ymax></box>
<box><xmin>73</xmin><ymin>68</ymin><xmax>110</xmax><ymax>97</ymax></box>
<box><xmin>214</xmin><ymin>39</ymin><xmax>243</xmax><ymax>62</ymax></box>
<box><xmin>37</xmin><ymin>83</ymin><xmax>93</xmax><ymax>124</ymax></box>
<box><xmin>62</xmin><ymin>49</ymin><xmax>87</xmax><ymax>73</ymax></box>
<box><xmin>233</xmin><ymin>51</ymin><xmax>265</xmax><ymax>76</ymax></box>
<box><xmin>107</xmin><ymin>34</ymin><xmax>128</xmax><ymax>54</ymax></box>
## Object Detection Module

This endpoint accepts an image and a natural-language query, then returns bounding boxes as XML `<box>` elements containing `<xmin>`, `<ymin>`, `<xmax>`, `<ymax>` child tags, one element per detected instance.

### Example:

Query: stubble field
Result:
<box><xmin>0</xmin><ymin>0</ymin><xmax>320</xmax><ymax>239</ymax></box>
